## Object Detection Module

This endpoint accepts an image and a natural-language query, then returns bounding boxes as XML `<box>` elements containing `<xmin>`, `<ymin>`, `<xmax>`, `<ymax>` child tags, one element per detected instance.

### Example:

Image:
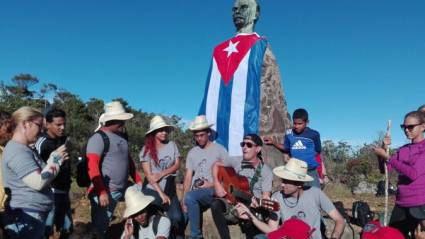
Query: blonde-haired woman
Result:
<box><xmin>2</xmin><ymin>106</ymin><xmax>68</xmax><ymax>238</ymax></box>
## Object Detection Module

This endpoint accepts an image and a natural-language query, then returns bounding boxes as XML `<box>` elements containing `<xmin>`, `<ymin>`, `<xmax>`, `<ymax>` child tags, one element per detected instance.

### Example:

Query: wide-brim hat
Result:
<box><xmin>100</xmin><ymin>101</ymin><xmax>134</xmax><ymax>123</ymax></box>
<box><xmin>273</xmin><ymin>158</ymin><xmax>313</xmax><ymax>182</ymax></box>
<box><xmin>188</xmin><ymin>115</ymin><xmax>214</xmax><ymax>131</ymax></box>
<box><xmin>123</xmin><ymin>186</ymin><xmax>155</xmax><ymax>218</ymax></box>
<box><xmin>95</xmin><ymin>101</ymin><xmax>134</xmax><ymax>131</ymax></box>
<box><xmin>145</xmin><ymin>115</ymin><xmax>175</xmax><ymax>135</ymax></box>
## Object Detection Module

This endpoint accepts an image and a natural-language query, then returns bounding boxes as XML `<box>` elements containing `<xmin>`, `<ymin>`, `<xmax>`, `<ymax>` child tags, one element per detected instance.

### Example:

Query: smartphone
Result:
<box><xmin>64</xmin><ymin>137</ymin><xmax>71</xmax><ymax>148</ymax></box>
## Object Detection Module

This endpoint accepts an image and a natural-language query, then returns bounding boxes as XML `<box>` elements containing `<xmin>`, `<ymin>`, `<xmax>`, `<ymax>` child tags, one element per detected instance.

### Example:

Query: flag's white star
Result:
<box><xmin>223</xmin><ymin>40</ymin><xmax>239</xmax><ymax>57</ymax></box>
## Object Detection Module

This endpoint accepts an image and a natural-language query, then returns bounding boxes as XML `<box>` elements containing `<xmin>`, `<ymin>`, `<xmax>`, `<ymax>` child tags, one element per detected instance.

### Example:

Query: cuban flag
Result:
<box><xmin>199</xmin><ymin>33</ymin><xmax>267</xmax><ymax>156</ymax></box>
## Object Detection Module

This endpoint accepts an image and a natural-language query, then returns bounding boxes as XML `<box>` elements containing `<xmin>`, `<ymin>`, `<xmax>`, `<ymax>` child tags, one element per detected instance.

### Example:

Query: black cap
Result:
<box><xmin>243</xmin><ymin>133</ymin><xmax>263</xmax><ymax>146</ymax></box>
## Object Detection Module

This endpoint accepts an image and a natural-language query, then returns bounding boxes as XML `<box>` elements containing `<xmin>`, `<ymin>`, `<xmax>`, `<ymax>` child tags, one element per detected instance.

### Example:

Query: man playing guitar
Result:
<box><xmin>211</xmin><ymin>134</ymin><xmax>273</xmax><ymax>239</ymax></box>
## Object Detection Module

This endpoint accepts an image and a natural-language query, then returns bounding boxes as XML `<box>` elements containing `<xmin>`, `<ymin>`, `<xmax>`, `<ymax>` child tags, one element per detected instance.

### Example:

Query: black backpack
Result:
<box><xmin>351</xmin><ymin>201</ymin><xmax>374</xmax><ymax>227</ymax></box>
<box><xmin>76</xmin><ymin>130</ymin><xmax>110</xmax><ymax>187</ymax></box>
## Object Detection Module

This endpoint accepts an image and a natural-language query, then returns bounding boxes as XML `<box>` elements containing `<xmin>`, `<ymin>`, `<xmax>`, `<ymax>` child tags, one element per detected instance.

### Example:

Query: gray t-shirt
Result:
<box><xmin>186</xmin><ymin>142</ymin><xmax>228</xmax><ymax>188</ymax></box>
<box><xmin>2</xmin><ymin>140</ymin><xmax>53</xmax><ymax>212</ymax></box>
<box><xmin>120</xmin><ymin>215</ymin><xmax>171</xmax><ymax>239</ymax></box>
<box><xmin>139</xmin><ymin>141</ymin><xmax>180</xmax><ymax>191</ymax></box>
<box><xmin>271</xmin><ymin>187</ymin><xmax>336</xmax><ymax>239</ymax></box>
<box><xmin>222</xmin><ymin>156</ymin><xmax>272</xmax><ymax>198</ymax></box>
<box><xmin>86</xmin><ymin>131</ymin><xmax>130</xmax><ymax>191</ymax></box>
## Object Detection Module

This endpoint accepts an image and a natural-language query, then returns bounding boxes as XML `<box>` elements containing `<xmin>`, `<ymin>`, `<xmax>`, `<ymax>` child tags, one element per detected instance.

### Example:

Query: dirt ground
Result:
<box><xmin>55</xmin><ymin>182</ymin><xmax>394</xmax><ymax>239</ymax></box>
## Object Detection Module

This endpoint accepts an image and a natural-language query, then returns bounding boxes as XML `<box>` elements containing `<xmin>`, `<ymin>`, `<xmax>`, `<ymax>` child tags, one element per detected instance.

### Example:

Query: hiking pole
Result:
<box><xmin>384</xmin><ymin>120</ymin><xmax>391</xmax><ymax>226</ymax></box>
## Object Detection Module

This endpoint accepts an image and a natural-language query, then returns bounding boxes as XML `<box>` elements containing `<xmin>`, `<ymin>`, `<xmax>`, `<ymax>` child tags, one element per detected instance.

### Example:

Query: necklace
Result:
<box><xmin>282</xmin><ymin>192</ymin><xmax>300</xmax><ymax>208</ymax></box>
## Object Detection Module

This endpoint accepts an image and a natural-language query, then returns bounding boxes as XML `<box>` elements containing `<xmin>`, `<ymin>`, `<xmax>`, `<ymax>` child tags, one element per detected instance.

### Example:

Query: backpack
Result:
<box><xmin>351</xmin><ymin>201</ymin><xmax>374</xmax><ymax>227</ymax></box>
<box><xmin>76</xmin><ymin>130</ymin><xmax>110</xmax><ymax>187</ymax></box>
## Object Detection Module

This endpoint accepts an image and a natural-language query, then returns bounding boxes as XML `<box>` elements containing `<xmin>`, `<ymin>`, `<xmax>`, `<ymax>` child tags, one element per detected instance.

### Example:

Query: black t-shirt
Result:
<box><xmin>35</xmin><ymin>132</ymin><xmax>71</xmax><ymax>191</ymax></box>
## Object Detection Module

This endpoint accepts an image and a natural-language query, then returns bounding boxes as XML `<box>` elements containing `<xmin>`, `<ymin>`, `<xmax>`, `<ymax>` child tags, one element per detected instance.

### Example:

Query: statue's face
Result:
<box><xmin>232</xmin><ymin>0</ymin><xmax>258</xmax><ymax>31</ymax></box>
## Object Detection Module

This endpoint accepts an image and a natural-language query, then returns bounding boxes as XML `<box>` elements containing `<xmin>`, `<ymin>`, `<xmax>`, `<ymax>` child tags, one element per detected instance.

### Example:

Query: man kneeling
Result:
<box><xmin>235</xmin><ymin>158</ymin><xmax>345</xmax><ymax>239</ymax></box>
<box><xmin>121</xmin><ymin>186</ymin><xmax>170</xmax><ymax>239</ymax></box>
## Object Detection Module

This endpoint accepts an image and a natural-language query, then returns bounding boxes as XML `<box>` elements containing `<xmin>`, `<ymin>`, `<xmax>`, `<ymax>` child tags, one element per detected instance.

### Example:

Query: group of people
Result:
<box><xmin>0</xmin><ymin>101</ymin><xmax>423</xmax><ymax>239</ymax></box>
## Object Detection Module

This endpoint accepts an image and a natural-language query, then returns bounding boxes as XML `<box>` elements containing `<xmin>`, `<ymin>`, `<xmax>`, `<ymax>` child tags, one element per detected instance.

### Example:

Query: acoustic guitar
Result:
<box><xmin>216</xmin><ymin>165</ymin><xmax>280</xmax><ymax>212</ymax></box>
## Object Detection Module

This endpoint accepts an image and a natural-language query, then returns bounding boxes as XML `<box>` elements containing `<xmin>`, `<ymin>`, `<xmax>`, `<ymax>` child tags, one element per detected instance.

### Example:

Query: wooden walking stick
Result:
<box><xmin>384</xmin><ymin>120</ymin><xmax>391</xmax><ymax>226</ymax></box>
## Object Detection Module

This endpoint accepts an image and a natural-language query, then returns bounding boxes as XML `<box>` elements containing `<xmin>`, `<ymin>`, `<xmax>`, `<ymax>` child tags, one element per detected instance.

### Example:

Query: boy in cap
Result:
<box><xmin>182</xmin><ymin>115</ymin><xmax>229</xmax><ymax>239</ymax></box>
<box><xmin>211</xmin><ymin>133</ymin><xmax>273</xmax><ymax>239</ymax></box>
<box><xmin>235</xmin><ymin>158</ymin><xmax>344</xmax><ymax>239</ymax></box>
<box><xmin>87</xmin><ymin>101</ymin><xmax>142</xmax><ymax>239</ymax></box>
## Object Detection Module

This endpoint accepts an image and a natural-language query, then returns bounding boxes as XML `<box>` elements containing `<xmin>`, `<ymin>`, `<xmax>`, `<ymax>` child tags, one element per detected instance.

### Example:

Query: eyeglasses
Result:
<box><xmin>400</xmin><ymin>124</ymin><xmax>421</xmax><ymax>131</ymax></box>
<box><xmin>240</xmin><ymin>142</ymin><xmax>256</xmax><ymax>148</ymax></box>
<box><xmin>31</xmin><ymin>121</ymin><xmax>43</xmax><ymax>129</ymax></box>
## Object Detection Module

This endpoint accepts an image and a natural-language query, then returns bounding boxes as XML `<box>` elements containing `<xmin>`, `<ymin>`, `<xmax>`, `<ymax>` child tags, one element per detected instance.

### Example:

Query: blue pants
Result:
<box><xmin>306</xmin><ymin>168</ymin><xmax>321</xmax><ymax>188</ymax></box>
<box><xmin>45</xmin><ymin>192</ymin><xmax>73</xmax><ymax>236</ymax></box>
<box><xmin>184</xmin><ymin>188</ymin><xmax>215</xmax><ymax>238</ymax></box>
<box><xmin>89</xmin><ymin>190</ymin><xmax>123</xmax><ymax>239</ymax></box>
<box><xmin>142</xmin><ymin>187</ymin><xmax>185</xmax><ymax>238</ymax></box>
<box><xmin>4</xmin><ymin>208</ymin><xmax>48</xmax><ymax>239</ymax></box>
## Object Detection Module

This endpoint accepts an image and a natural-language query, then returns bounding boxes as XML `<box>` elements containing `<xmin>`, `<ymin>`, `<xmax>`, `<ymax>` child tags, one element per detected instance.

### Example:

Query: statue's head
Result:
<box><xmin>232</xmin><ymin>0</ymin><xmax>260</xmax><ymax>34</ymax></box>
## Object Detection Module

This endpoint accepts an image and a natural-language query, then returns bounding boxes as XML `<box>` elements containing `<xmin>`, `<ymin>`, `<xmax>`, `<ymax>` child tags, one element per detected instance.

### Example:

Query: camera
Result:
<box><xmin>193</xmin><ymin>178</ymin><xmax>205</xmax><ymax>189</ymax></box>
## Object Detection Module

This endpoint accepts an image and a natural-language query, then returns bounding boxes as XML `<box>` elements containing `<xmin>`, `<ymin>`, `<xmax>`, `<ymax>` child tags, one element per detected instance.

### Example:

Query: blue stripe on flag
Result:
<box><xmin>215</xmin><ymin>79</ymin><xmax>233</xmax><ymax>149</ymax></box>
<box><xmin>243</xmin><ymin>39</ymin><xmax>268</xmax><ymax>135</ymax></box>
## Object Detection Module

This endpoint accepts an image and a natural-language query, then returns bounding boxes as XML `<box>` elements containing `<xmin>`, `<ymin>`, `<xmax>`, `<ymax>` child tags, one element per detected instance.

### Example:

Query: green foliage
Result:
<box><xmin>0</xmin><ymin>74</ymin><xmax>194</xmax><ymax>180</ymax></box>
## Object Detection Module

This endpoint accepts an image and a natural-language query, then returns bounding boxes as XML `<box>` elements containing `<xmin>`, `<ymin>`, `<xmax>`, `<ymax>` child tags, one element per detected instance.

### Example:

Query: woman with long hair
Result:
<box><xmin>139</xmin><ymin>115</ymin><xmax>184</xmax><ymax>238</ymax></box>
<box><xmin>374</xmin><ymin>110</ymin><xmax>425</xmax><ymax>238</ymax></box>
<box><xmin>1</xmin><ymin>106</ymin><xmax>68</xmax><ymax>238</ymax></box>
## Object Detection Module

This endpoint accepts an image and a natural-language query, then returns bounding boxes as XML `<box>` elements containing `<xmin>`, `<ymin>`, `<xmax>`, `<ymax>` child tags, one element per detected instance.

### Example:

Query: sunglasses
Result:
<box><xmin>400</xmin><ymin>124</ymin><xmax>421</xmax><ymax>131</ymax></box>
<box><xmin>240</xmin><ymin>142</ymin><xmax>256</xmax><ymax>148</ymax></box>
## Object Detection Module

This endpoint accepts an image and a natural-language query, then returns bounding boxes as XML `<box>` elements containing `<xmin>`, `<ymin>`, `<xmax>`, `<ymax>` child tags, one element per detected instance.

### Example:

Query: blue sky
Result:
<box><xmin>0</xmin><ymin>1</ymin><xmax>424</xmax><ymax>147</ymax></box>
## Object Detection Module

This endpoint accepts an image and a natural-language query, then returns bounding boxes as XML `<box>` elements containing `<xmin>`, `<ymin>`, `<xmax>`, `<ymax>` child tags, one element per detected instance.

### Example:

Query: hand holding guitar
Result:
<box><xmin>214</xmin><ymin>182</ymin><xmax>227</xmax><ymax>198</ymax></box>
<box><xmin>235</xmin><ymin>203</ymin><xmax>254</xmax><ymax>220</ymax></box>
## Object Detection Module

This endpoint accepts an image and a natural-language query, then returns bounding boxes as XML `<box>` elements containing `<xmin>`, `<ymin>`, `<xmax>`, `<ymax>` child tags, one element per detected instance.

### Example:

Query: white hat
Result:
<box><xmin>123</xmin><ymin>187</ymin><xmax>155</xmax><ymax>218</ymax></box>
<box><xmin>145</xmin><ymin>115</ymin><xmax>175</xmax><ymax>135</ymax></box>
<box><xmin>95</xmin><ymin>101</ymin><xmax>134</xmax><ymax>131</ymax></box>
<box><xmin>188</xmin><ymin>115</ymin><xmax>214</xmax><ymax>131</ymax></box>
<box><xmin>273</xmin><ymin>158</ymin><xmax>313</xmax><ymax>182</ymax></box>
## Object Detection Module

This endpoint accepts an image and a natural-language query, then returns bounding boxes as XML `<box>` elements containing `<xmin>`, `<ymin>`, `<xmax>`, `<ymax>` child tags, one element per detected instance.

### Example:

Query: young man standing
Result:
<box><xmin>264</xmin><ymin>108</ymin><xmax>326</xmax><ymax>188</ymax></box>
<box><xmin>86</xmin><ymin>101</ymin><xmax>142</xmax><ymax>239</ymax></box>
<box><xmin>182</xmin><ymin>116</ymin><xmax>228</xmax><ymax>239</ymax></box>
<box><xmin>211</xmin><ymin>134</ymin><xmax>273</xmax><ymax>239</ymax></box>
<box><xmin>35</xmin><ymin>108</ymin><xmax>72</xmax><ymax>238</ymax></box>
<box><xmin>235</xmin><ymin>158</ymin><xmax>345</xmax><ymax>239</ymax></box>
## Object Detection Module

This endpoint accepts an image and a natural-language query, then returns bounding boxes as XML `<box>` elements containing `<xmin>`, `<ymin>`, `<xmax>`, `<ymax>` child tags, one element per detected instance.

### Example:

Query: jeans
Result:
<box><xmin>142</xmin><ymin>187</ymin><xmax>185</xmax><ymax>238</ymax></box>
<box><xmin>45</xmin><ymin>192</ymin><xmax>73</xmax><ymax>237</ymax></box>
<box><xmin>89</xmin><ymin>190</ymin><xmax>123</xmax><ymax>239</ymax></box>
<box><xmin>184</xmin><ymin>188</ymin><xmax>215</xmax><ymax>238</ymax></box>
<box><xmin>306</xmin><ymin>168</ymin><xmax>321</xmax><ymax>188</ymax></box>
<box><xmin>4</xmin><ymin>208</ymin><xmax>48</xmax><ymax>239</ymax></box>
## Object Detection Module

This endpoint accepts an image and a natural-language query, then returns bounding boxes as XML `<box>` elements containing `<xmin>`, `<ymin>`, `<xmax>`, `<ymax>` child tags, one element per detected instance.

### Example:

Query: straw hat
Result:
<box><xmin>95</xmin><ymin>101</ymin><xmax>134</xmax><ymax>131</ymax></box>
<box><xmin>123</xmin><ymin>186</ymin><xmax>155</xmax><ymax>218</ymax></box>
<box><xmin>188</xmin><ymin>115</ymin><xmax>214</xmax><ymax>131</ymax></box>
<box><xmin>145</xmin><ymin>115</ymin><xmax>175</xmax><ymax>135</ymax></box>
<box><xmin>273</xmin><ymin>158</ymin><xmax>313</xmax><ymax>182</ymax></box>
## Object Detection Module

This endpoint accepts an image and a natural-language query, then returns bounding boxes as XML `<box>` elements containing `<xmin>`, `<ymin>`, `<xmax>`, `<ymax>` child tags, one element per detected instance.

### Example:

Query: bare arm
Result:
<box><xmin>212</xmin><ymin>161</ymin><xmax>227</xmax><ymax>197</ymax></box>
<box><xmin>22</xmin><ymin>147</ymin><xmax>68</xmax><ymax>191</ymax></box>
<box><xmin>328</xmin><ymin>209</ymin><xmax>345</xmax><ymax>239</ymax></box>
